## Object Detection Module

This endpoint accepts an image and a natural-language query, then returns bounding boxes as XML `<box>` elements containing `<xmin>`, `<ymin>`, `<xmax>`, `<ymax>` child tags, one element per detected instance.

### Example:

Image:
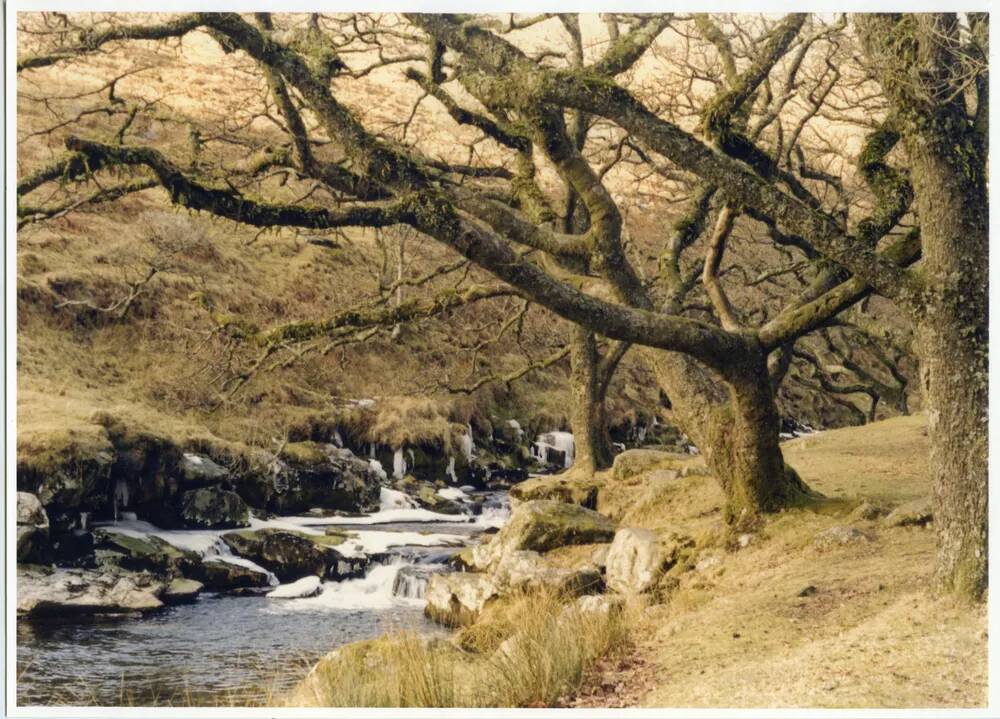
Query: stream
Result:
<box><xmin>16</xmin><ymin>491</ymin><xmax>509</xmax><ymax>706</ymax></box>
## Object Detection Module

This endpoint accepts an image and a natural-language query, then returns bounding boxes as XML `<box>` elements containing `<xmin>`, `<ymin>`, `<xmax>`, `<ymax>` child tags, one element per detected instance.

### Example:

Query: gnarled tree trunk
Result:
<box><xmin>645</xmin><ymin>342</ymin><xmax>814</xmax><ymax>529</ymax></box>
<box><xmin>568</xmin><ymin>327</ymin><xmax>614</xmax><ymax>474</ymax></box>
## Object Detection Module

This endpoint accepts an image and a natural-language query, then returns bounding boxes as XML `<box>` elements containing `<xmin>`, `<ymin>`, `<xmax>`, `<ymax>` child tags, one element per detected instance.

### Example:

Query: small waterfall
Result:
<box><xmin>477</xmin><ymin>493</ymin><xmax>511</xmax><ymax>528</ymax></box>
<box><xmin>532</xmin><ymin>431</ymin><xmax>575</xmax><ymax>468</ymax></box>
<box><xmin>390</xmin><ymin>565</ymin><xmax>440</xmax><ymax>600</ymax></box>
<box><xmin>79</xmin><ymin>512</ymin><xmax>90</xmax><ymax>530</ymax></box>
<box><xmin>445</xmin><ymin>456</ymin><xmax>458</xmax><ymax>484</ymax></box>
<box><xmin>208</xmin><ymin>543</ymin><xmax>280</xmax><ymax>586</ymax></box>
<box><xmin>392</xmin><ymin>448</ymin><xmax>407</xmax><ymax>479</ymax></box>
<box><xmin>332</xmin><ymin>429</ymin><xmax>344</xmax><ymax>448</ymax></box>
<box><xmin>268</xmin><ymin>559</ymin><xmax>419</xmax><ymax>611</ymax></box>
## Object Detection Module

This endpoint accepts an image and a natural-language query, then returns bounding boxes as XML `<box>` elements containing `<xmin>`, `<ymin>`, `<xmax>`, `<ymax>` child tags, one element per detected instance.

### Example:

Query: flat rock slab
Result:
<box><xmin>162</xmin><ymin>578</ymin><xmax>204</xmax><ymax>604</ymax></box>
<box><xmin>17</xmin><ymin>565</ymin><xmax>164</xmax><ymax>618</ymax></box>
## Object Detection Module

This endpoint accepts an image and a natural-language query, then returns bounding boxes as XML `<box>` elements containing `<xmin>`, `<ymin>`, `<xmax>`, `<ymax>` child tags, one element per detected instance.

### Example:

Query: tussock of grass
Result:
<box><xmin>335</xmin><ymin>396</ymin><xmax>467</xmax><ymax>452</ymax></box>
<box><xmin>285</xmin><ymin>589</ymin><xmax>631</xmax><ymax>708</ymax></box>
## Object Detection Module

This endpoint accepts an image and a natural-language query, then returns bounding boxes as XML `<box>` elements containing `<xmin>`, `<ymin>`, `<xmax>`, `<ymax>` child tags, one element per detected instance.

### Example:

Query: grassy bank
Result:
<box><xmin>280</xmin><ymin>415</ymin><xmax>984</xmax><ymax>710</ymax></box>
<box><xmin>570</xmin><ymin>414</ymin><xmax>987</xmax><ymax>708</ymax></box>
<box><xmin>286</xmin><ymin>589</ymin><xmax>632</xmax><ymax>708</ymax></box>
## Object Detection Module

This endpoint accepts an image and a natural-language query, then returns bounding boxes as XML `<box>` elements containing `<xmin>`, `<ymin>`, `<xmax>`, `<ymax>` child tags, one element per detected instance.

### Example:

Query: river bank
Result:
<box><xmin>17</xmin><ymin>489</ymin><xmax>509</xmax><ymax>706</ymax></box>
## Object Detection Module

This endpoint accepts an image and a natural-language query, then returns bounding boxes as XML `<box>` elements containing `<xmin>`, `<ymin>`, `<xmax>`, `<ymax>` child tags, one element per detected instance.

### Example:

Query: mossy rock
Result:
<box><xmin>475</xmin><ymin>500</ymin><xmax>617</xmax><ymax>571</ymax></box>
<box><xmin>281</xmin><ymin>441</ymin><xmax>330</xmax><ymax>466</ymax></box>
<box><xmin>162</xmin><ymin>577</ymin><xmax>203</xmax><ymax>604</ymax></box>
<box><xmin>221</xmin><ymin>528</ymin><xmax>342</xmax><ymax>581</ymax></box>
<box><xmin>183</xmin><ymin>557</ymin><xmax>272</xmax><ymax>591</ymax></box>
<box><xmin>16</xmin><ymin>425</ymin><xmax>115</xmax><ymax>525</ymax></box>
<box><xmin>179</xmin><ymin>486</ymin><xmax>250</xmax><ymax>529</ymax></box>
<box><xmin>92</xmin><ymin>529</ymin><xmax>187</xmax><ymax>573</ymax></box>
<box><xmin>268</xmin><ymin>445</ymin><xmax>380</xmax><ymax>515</ymax></box>
<box><xmin>509</xmin><ymin>475</ymin><xmax>604</xmax><ymax>509</ymax></box>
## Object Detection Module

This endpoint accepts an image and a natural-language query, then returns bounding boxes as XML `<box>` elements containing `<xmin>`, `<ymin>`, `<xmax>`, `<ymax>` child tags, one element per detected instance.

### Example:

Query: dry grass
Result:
<box><xmin>570</xmin><ymin>413</ymin><xmax>987</xmax><ymax>709</ymax></box>
<box><xmin>285</xmin><ymin>588</ymin><xmax>632</xmax><ymax>708</ymax></box>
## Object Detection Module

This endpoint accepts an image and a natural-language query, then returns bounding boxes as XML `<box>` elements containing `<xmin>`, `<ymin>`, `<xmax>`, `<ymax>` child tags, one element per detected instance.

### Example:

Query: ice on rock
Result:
<box><xmin>267</xmin><ymin>575</ymin><xmax>322</xmax><ymax>599</ymax></box>
<box><xmin>380</xmin><ymin>487</ymin><xmax>417</xmax><ymax>510</ymax></box>
<box><xmin>369</xmin><ymin>459</ymin><xmax>388</xmax><ymax>482</ymax></box>
<box><xmin>437</xmin><ymin>487</ymin><xmax>469</xmax><ymax>502</ymax></box>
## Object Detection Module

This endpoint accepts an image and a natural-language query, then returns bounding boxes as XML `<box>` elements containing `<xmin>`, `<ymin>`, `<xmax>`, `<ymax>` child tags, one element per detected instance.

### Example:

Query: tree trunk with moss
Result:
<box><xmin>644</xmin><ymin>344</ymin><xmax>813</xmax><ymax>529</ymax></box>
<box><xmin>909</xmin><ymin>115</ymin><xmax>988</xmax><ymax>601</ymax></box>
<box><xmin>568</xmin><ymin>327</ymin><xmax>613</xmax><ymax>474</ymax></box>
<box><xmin>859</xmin><ymin>13</ymin><xmax>988</xmax><ymax>600</ymax></box>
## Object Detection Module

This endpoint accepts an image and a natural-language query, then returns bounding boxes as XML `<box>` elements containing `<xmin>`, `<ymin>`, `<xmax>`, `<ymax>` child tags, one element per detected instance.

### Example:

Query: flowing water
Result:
<box><xmin>16</xmin><ymin>491</ymin><xmax>509</xmax><ymax>707</ymax></box>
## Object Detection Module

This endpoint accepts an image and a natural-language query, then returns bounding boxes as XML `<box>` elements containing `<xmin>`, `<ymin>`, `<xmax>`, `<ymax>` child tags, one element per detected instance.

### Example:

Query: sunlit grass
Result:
<box><xmin>285</xmin><ymin>588</ymin><xmax>632</xmax><ymax>708</ymax></box>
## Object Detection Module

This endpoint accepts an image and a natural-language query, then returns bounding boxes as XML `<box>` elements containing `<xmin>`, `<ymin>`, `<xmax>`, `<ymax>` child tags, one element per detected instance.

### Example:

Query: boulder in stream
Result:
<box><xmin>162</xmin><ymin>577</ymin><xmax>203</xmax><ymax>604</ymax></box>
<box><xmin>92</xmin><ymin>529</ymin><xmax>188</xmax><ymax>574</ymax></box>
<box><xmin>183</xmin><ymin>556</ymin><xmax>273</xmax><ymax>591</ymax></box>
<box><xmin>221</xmin><ymin>528</ymin><xmax>344</xmax><ymax>581</ymax></box>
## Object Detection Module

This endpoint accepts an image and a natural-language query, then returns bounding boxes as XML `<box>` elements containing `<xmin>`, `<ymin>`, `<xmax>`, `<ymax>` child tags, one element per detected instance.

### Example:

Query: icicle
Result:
<box><xmin>460</xmin><ymin>424</ymin><xmax>475</xmax><ymax>463</ymax></box>
<box><xmin>113</xmin><ymin>479</ymin><xmax>131</xmax><ymax>521</ymax></box>
<box><xmin>392</xmin><ymin>448</ymin><xmax>407</xmax><ymax>479</ymax></box>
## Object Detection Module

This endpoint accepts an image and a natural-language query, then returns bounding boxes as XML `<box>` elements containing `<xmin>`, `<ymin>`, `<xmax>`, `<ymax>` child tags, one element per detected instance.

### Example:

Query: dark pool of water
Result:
<box><xmin>16</xmin><ymin>591</ymin><xmax>442</xmax><ymax>707</ymax></box>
